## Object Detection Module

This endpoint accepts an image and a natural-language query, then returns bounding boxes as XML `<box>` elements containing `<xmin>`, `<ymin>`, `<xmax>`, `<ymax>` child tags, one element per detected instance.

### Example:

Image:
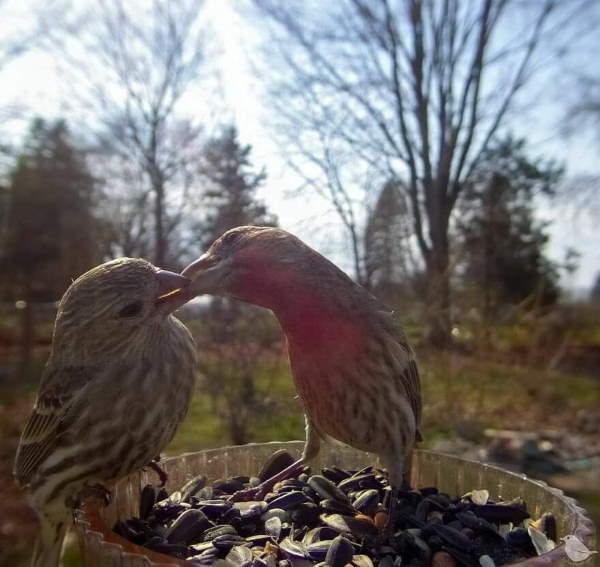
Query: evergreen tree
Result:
<box><xmin>201</xmin><ymin>126</ymin><xmax>276</xmax><ymax>246</ymax></box>
<box><xmin>364</xmin><ymin>179</ymin><xmax>414</xmax><ymax>304</ymax></box>
<box><xmin>459</xmin><ymin>137</ymin><xmax>563</xmax><ymax>320</ymax></box>
<box><xmin>2</xmin><ymin>119</ymin><xmax>101</xmax><ymax>300</ymax></box>
<box><xmin>0</xmin><ymin>119</ymin><xmax>101</xmax><ymax>379</ymax></box>
<box><xmin>196</xmin><ymin>125</ymin><xmax>280</xmax><ymax>444</ymax></box>
<box><xmin>591</xmin><ymin>272</ymin><xmax>600</xmax><ymax>302</ymax></box>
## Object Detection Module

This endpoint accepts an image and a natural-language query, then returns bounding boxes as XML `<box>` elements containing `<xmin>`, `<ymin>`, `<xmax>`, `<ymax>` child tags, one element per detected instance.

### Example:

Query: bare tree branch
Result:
<box><xmin>50</xmin><ymin>0</ymin><xmax>211</xmax><ymax>267</ymax></box>
<box><xmin>252</xmin><ymin>0</ymin><xmax>587</xmax><ymax>343</ymax></box>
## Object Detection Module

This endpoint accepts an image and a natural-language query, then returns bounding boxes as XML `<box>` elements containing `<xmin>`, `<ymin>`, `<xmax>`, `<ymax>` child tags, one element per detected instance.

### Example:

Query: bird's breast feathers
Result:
<box><xmin>288</xmin><ymin>335</ymin><xmax>419</xmax><ymax>455</ymax></box>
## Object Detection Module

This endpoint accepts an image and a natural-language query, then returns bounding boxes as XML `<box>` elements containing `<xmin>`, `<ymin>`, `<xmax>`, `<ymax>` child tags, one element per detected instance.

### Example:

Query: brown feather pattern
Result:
<box><xmin>13</xmin><ymin>258</ymin><xmax>198</xmax><ymax>567</ymax></box>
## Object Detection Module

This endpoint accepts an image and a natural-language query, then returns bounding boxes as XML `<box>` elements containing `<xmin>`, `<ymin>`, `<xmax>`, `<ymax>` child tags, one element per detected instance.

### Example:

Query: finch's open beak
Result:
<box><xmin>181</xmin><ymin>253</ymin><xmax>232</xmax><ymax>295</ymax></box>
<box><xmin>155</xmin><ymin>270</ymin><xmax>191</xmax><ymax>305</ymax></box>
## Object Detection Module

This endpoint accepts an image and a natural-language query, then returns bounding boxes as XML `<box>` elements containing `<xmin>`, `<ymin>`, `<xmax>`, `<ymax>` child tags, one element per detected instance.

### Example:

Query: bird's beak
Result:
<box><xmin>155</xmin><ymin>270</ymin><xmax>191</xmax><ymax>304</ymax></box>
<box><xmin>181</xmin><ymin>253</ymin><xmax>232</xmax><ymax>295</ymax></box>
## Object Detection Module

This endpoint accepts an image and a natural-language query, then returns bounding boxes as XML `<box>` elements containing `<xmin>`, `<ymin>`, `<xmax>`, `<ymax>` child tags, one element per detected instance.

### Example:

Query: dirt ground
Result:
<box><xmin>1</xmin><ymin>395</ymin><xmax>38</xmax><ymax>566</ymax></box>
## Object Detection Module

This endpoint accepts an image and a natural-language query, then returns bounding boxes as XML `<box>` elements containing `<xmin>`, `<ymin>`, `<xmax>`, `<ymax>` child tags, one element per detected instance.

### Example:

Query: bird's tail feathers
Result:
<box><xmin>31</xmin><ymin>515</ymin><xmax>69</xmax><ymax>567</ymax></box>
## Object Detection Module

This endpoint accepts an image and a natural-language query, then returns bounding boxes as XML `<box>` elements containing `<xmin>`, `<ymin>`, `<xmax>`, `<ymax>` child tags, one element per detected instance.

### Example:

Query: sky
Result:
<box><xmin>0</xmin><ymin>0</ymin><xmax>598</xmax><ymax>292</ymax></box>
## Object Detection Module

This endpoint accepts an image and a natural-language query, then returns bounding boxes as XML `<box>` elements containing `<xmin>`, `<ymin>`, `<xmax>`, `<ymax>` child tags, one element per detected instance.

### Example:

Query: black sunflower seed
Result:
<box><xmin>139</xmin><ymin>484</ymin><xmax>157</xmax><ymax>520</ymax></box>
<box><xmin>165</xmin><ymin>508</ymin><xmax>212</xmax><ymax>544</ymax></box>
<box><xmin>211</xmin><ymin>533</ymin><xmax>247</xmax><ymax>551</ymax></box>
<box><xmin>308</xmin><ymin>475</ymin><xmax>350</xmax><ymax>503</ymax></box>
<box><xmin>116</xmin><ymin>451</ymin><xmax>552</xmax><ymax>567</ymax></box>
<box><xmin>471</xmin><ymin>504</ymin><xmax>530</xmax><ymax>524</ymax></box>
<box><xmin>325</xmin><ymin>535</ymin><xmax>355</xmax><ymax>567</ymax></box>
<box><xmin>267</xmin><ymin>490</ymin><xmax>309</xmax><ymax>511</ymax></box>
<box><xmin>258</xmin><ymin>450</ymin><xmax>297</xmax><ymax>483</ymax></box>
<box><xmin>320</xmin><ymin>498</ymin><xmax>358</xmax><ymax>516</ymax></box>
<box><xmin>321</xmin><ymin>467</ymin><xmax>352</xmax><ymax>484</ymax></box>
<box><xmin>202</xmin><ymin>524</ymin><xmax>238</xmax><ymax>542</ymax></box>
<box><xmin>353</xmin><ymin>489</ymin><xmax>380</xmax><ymax>516</ymax></box>
<box><xmin>291</xmin><ymin>502</ymin><xmax>321</xmax><ymax>527</ymax></box>
<box><xmin>180</xmin><ymin>475</ymin><xmax>208</xmax><ymax>501</ymax></box>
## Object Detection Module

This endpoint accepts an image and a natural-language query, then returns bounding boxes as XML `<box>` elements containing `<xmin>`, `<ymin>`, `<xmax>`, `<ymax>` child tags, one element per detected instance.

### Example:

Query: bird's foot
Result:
<box><xmin>228</xmin><ymin>485</ymin><xmax>268</xmax><ymax>503</ymax></box>
<box><xmin>67</xmin><ymin>483</ymin><xmax>111</xmax><ymax>509</ymax></box>
<box><xmin>228</xmin><ymin>458</ymin><xmax>306</xmax><ymax>502</ymax></box>
<box><xmin>381</xmin><ymin>486</ymin><xmax>398</xmax><ymax>536</ymax></box>
<box><xmin>146</xmin><ymin>456</ymin><xmax>168</xmax><ymax>487</ymax></box>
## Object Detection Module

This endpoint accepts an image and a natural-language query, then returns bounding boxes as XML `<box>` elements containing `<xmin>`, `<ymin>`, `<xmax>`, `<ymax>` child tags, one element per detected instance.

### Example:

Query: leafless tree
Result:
<box><xmin>94</xmin><ymin>157</ymin><xmax>153</xmax><ymax>259</ymax></box>
<box><xmin>52</xmin><ymin>0</ymin><xmax>212</xmax><ymax>267</ymax></box>
<box><xmin>0</xmin><ymin>1</ymin><xmax>26</xmax><ymax>71</ymax></box>
<box><xmin>0</xmin><ymin>0</ymin><xmax>54</xmax><ymax>71</ymax></box>
<box><xmin>283</xmin><ymin>133</ymin><xmax>375</xmax><ymax>286</ymax></box>
<box><xmin>252</xmin><ymin>0</ymin><xmax>590</xmax><ymax>344</ymax></box>
<box><xmin>556</xmin><ymin>174</ymin><xmax>600</xmax><ymax>235</ymax></box>
<box><xmin>364</xmin><ymin>179</ymin><xmax>417</xmax><ymax>298</ymax></box>
<box><xmin>562</xmin><ymin>60</ymin><xmax>600</xmax><ymax>226</ymax></box>
<box><xmin>0</xmin><ymin>0</ymin><xmax>65</xmax><ymax>132</ymax></box>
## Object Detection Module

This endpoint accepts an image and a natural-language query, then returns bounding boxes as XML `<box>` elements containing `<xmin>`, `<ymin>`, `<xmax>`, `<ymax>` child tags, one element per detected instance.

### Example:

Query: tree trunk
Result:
<box><xmin>350</xmin><ymin>225</ymin><xmax>365</xmax><ymax>287</ymax></box>
<box><xmin>229</xmin><ymin>418</ymin><xmax>249</xmax><ymax>446</ymax></box>
<box><xmin>426</xmin><ymin>231</ymin><xmax>451</xmax><ymax>347</ymax></box>
<box><xmin>17</xmin><ymin>291</ymin><xmax>34</xmax><ymax>382</ymax></box>
<box><xmin>482</xmin><ymin>190</ymin><xmax>494</xmax><ymax>347</ymax></box>
<box><xmin>228</xmin><ymin>402</ymin><xmax>249</xmax><ymax>445</ymax></box>
<box><xmin>152</xmin><ymin>173</ymin><xmax>167</xmax><ymax>267</ymax></box>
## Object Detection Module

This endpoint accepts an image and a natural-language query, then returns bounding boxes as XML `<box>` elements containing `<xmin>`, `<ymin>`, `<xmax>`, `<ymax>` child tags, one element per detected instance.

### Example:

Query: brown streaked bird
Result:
<box><xmin>182</xmin><ymin>226</ymin><xmax>421</xmax><ymax>506</ymax></box>
<box><xmin>14</xmin><ymin>258</ymin><xmax>197</xmax><ymax>567</ymax></box>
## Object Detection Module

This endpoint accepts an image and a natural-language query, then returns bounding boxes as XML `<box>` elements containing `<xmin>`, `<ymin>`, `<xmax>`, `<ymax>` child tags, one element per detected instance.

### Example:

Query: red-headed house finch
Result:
<box><xmin>14</xmin><ymin>258</ymin><xmax>197</xmax><ymax>567</ymax></box>
<box><xmin>182</xmin><ymin>227</ymin><xmax>421</xmax><ymax>505</ymax></box>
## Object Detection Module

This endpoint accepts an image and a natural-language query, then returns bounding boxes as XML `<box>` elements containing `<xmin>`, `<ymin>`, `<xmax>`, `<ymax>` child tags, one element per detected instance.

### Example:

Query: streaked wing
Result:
<box><xmin>14</xmin><ymin>364</ymin><xmax>91</xmax><ymax>486</ymax></box>
<box><xmin>379</xmin><ymin>309</ymin><xmax>423</xmax><ymax>439</ymax></box>
<box><xmin>402</xmin><ymin>357</ymin><xmax>422</xmax><ymax>440</ymax></box>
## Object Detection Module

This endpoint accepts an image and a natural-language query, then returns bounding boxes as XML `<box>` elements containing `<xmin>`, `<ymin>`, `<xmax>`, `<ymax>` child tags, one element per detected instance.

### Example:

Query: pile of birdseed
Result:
<box><xmin>113</xmin><ymin>450</ymin><xmax>559</xmax><ymax>566</ymax></box>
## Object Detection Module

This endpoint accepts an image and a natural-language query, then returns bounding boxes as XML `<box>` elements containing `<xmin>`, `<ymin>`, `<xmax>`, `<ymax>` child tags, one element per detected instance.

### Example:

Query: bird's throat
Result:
<box><xmin>232</xmin><ymin>267</ymin><xmax>366</xmax><ymax>356</ymax></box>
<box><xmin>277</xmin><ymin>294</ymin><xmax>365</xmax><ymax>357</ymax></box>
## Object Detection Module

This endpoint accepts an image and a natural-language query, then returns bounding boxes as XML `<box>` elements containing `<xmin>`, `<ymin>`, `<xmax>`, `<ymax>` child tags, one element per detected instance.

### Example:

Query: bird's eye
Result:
<box><xmin>118</xmin><ymin>301</ymin><xmax>143</xmax><ymax>318</ymax></box>
<box><xmin>222</xmin><ymin>231</ymin><xmax>240</xmax><ymax>245</ymax></box>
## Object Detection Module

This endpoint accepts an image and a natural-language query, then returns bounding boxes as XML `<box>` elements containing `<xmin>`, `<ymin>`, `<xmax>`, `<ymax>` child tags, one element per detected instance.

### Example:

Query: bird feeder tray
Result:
<box><xmin>74</xmin><ymin>441</ymin><xmax>596</xmax><ymax>567</ymax></box>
